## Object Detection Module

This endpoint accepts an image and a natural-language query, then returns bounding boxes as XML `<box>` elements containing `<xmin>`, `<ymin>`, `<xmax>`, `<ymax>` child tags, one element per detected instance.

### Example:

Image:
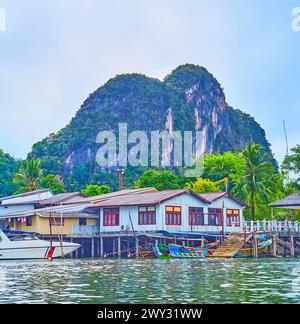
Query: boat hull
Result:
<box><xmin>234</xmin><ymin>239</ymin><xmax>272</xmax><ymax>258</ymax></box>
<box><xmin>169</xmin><ymin>244</ymin><xmax>205</xmax><ymax>259</ymax></box>
<box><xmin>0</xmin><ymin>242</ymin><xmax>80</xmax><ymax>260</ymax></box>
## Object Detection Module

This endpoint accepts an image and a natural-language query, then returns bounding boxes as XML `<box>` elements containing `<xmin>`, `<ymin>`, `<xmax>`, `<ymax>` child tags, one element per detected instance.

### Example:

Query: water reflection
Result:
<box><xmin>0</xmin><ymin>258</ymin><xmax>300</xmax><ymax>304</ymax></box>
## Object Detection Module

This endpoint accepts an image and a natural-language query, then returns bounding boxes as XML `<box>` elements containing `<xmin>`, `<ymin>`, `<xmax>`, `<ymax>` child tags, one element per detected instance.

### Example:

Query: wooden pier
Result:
<box><xmin>211</xmin><ymin>220</ymin><xmax>300</xmax><ymax>258</ymax></box>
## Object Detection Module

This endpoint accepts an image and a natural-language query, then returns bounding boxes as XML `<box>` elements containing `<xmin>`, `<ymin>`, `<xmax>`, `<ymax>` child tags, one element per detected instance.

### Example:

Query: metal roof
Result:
<box><xmin>200</xmin><ymin>192</ymin><xmax>249</xmax><ymax>208</ymax></box>
<box><xmin>0</xmin><ymin>203</ymin><xmax>93</xmax><ymax>219</ymax></box>
<box><xmin>37</xmin><ymin>192</ymin><xmax>84</xmax><ymax>205</ymax></box>
<box><xmin>71</xmin><ymin>187</ymin><xmax>158</xmax><ymax>204</ymax></box>
<box><xmin>270</xmin><ymin>192</ymin><xmax>300</xmax><ymax>209</ymax></box>
<box><xmin>0</xmin><ymin>189</ymin><xmax>53</xmax><ymax>203</ymax></box>
<box><xmin>91</xmin><ymin>189</ymin><xmax>209</xmax><ymax>208</ymax></box>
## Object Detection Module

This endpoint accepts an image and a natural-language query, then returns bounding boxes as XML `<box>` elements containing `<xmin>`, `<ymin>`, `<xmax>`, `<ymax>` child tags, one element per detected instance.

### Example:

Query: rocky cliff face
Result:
<box><xmin>29</xmin><ymin>64</ymin><xmax>273</xmax><ymax>189</ymax></box>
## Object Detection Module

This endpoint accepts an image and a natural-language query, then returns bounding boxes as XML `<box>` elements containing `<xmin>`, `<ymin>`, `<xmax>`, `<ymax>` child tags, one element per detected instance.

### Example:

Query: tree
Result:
<box><xmin>282</xmin><ymin>145</ymin><xmax>300</xmax><ymax>176</ymax></box>
<box><xmin>233</xmin><ymin>144</ymin><xmax>274</xmax><ymax>220</ymax></box>
<box><xmin>203</xmin><ymin>152</ymin><xmax>246</xmax><ymax>191</ymax></box>
<box><xmin>13</xmin><ymin>159</ymin><xmax>43</xmax><ymax>193</ymax></box>
<box><xmin>186</xmin><ymin>177</ymin><xmax>221</xmax><ymax>194</ymax></box>
<box><xmin>136</xmin><ymin>170</ymin><xmax>180</xmax><ymax>191</ymax></box>
<box><xmin>39</xmin><ymin>174</ymin><xmax>66</xmax><ymax>194</ymax></box>
<box><xmin>81</xmin><ymin>184</ymin><xmax>111</xmax><ymax>197</ymax></box>
<box><xmin>0</xmin><ymin>150</ymin><xmax>20</xmax><ymax>197</ymax></box>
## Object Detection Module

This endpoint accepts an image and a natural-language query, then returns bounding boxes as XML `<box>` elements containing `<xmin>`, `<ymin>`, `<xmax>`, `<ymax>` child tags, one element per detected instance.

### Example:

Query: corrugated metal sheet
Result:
<box><xmin>91</xmin><ymin>189</ymin><xmax>208</xmax><ymax>207</ymax></box>
<box><xmin>71</xmin><ymin>187</ymin><xmax>158</xmax><ymax>204</ymax></box>
<box><xmin>270</xmin><ymin>192</ymin><xmax>300</xmax><ymax>208</ymax></box>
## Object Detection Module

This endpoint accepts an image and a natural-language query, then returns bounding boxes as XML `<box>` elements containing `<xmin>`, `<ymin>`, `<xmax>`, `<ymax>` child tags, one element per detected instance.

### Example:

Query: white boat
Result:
<box><xmin>0</xmin><ymin>229</ymin><xmax>80</xmax><ymax>260</ymax></box>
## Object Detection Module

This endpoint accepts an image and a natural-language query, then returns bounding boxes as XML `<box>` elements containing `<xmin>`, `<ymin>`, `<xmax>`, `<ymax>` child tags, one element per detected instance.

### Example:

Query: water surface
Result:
<box><xmin>0</xmin><ymin>258</ymin><xmax>300</xmax><ymax>304</ymax></box>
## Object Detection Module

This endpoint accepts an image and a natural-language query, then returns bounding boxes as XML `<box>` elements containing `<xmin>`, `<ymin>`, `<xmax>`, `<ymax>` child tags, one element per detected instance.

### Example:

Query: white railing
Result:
<box><xmin>242</xmin><ymin>220</ymin><xmax>299</xmax><ymax>233</ymax></box>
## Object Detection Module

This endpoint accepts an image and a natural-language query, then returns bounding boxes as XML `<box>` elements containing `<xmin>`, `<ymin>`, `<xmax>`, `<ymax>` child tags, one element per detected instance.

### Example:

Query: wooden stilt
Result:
<box><xmin>91</xmin><ymin>237</ymin><xmax>95</xmax><ymax>258</ymax></box>
<box><xmin>272</xmin><ymin>234</ymin><xmax>278</xmax><ymax>257</ymax></box>
<box><xmin>127</xmin><ymin>238</ymin><xmax>130</xmax><ymax>258</ymax></box>
<box><xmin>136</xmin><ymin>237</ymin><xmax>139</xmax><ymax>258</ymax></box>
<box><xmin>118</xmin><ymin>236</ymin><xmax>121</xmax><ymax>258</ymax></box>
<box><xmin>290</xmin><ymin>232</ymin><xmax>295</xmax><ymax>257</ymax></box>
<box><xmin>100</xmin><ymin>236</ymin><xmax>104</xmax><ymax>258</ymax></box>
<box><xmin>253</xmin><ymin>234</ymin><xmax>258</xmax><ymax>258</ymax></box>
<box><xmin>112</xmin><ymin>239</ymin><xmax>116</xmax><ymax>258</ymax></box>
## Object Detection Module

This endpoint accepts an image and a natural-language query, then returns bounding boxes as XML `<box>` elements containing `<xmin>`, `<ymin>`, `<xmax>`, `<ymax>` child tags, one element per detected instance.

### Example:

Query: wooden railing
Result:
<box><xmin>242</xmin><ymin>220</ymin><xmax>299</xmax><ymax>233</ymax></box>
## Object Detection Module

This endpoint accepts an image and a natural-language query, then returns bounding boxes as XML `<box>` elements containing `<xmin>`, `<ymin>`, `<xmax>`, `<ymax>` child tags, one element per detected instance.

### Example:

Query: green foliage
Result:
<box><xmin>136</xmin><ymin>170</ymin><xmax>180</xmax><ymax>191</ymax></box>
<box><xmin>81</xmin><ymin>184</ymin><xmax>110</xmax><ymax>197</ymax></box>
<box><xmin>39</xmin><ymin>174</ymin><xmax>66</xmax><ymax>194</ymax></box>
<box><xmin>232</xmin><ymin>144</ymin><xmax>275</xmax><ymax>220</ymax></box>
<box><xmin>282</xmin><ymin>145</ymin><xmax>300</xmax><ymax>176</ymax></box>
<box><xmin>13</xmin><ymin>159</ymin><xmax>43</xmax><ymax>193</ymax></box>
<box><xmin>186</xmin><ymin>177</ymin><xmax>221</xmax><ymax>194</ymax></box>
<box><xmin>0</xmin><ymin>150</ymin><xmax>20</xmax><ymax>197</ymax></box>
<box><xmin>203</xmin><ymin>152</ymin><xmax>246</xmax><ymax>191</ymax></box>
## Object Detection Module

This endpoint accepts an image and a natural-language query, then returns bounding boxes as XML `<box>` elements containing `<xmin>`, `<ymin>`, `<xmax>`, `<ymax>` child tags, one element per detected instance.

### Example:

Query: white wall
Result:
<box><xmin>99</xmin><ymin>193</ymin><xmax>245</xmax><ymax>234</ymax></box>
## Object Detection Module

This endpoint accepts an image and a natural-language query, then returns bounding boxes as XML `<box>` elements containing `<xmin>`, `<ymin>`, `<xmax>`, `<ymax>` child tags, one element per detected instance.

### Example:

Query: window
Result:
<box><xmin>26</xmin><ymin>216</ymin><xmax>32</xmax><ymax>227</ymax></box>
<box><xmin>189</xmin><ymin>207</ymin><xmax>204</xmax><ymax>226</ymax></box>
<box><xmin>79</xmin><ymin>218</ymin><xmax>87</xmax><ymax>226</ymax></box>
<box><xmin>138</xmin><ymin>206</ymin><xmax>156</xmax><ymax>225</ymax></box>
<box><xmin>103</xmin><ymin>208</ymin><xmax>120</xmax><ymax>226</ymax></box>
<box><xmin>165</xmin><ymin>206</ymin><xmax>182</xmax><ymax>225</ymax></box>
<box><xmin>226</xmin><ymin>209</ymin><xmax>240</xmax><ymax>226</ymax></box>
<box><xmin>49</xmin><ymin>217</ymin><xmax>64</xmax><ymax>227</ymax></box>
<box><xmin>208</xmin><ymin>208</ymin><xmax>222</xmax><ymax>226</ymax></box>
<box><xmin>9</xmin><ymin>219</ymin><xmax>15</xmax><ymax>228</ymax></box>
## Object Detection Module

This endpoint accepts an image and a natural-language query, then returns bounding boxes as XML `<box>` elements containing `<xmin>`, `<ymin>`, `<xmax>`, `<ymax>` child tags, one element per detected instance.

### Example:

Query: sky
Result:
<box><xmin>0</xmin><ymin>0</ymin><xmax>299</xmax><ymax>164</ymax></box>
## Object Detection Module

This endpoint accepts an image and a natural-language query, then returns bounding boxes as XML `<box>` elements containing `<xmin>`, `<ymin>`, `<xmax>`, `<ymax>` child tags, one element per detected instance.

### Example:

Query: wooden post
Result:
<box><xmin>100</xmin><ymin>236</ymin><xmax>104</xmax><ymax>258</ymax></box>
<box><xmin>91</xmin><ymin>237</ymin><xmax>95</xmax><ymax>258</ymax></box>
<box><xmin>272</xmin><ymin>234</ymin><xmax>277</xmax><ymax>257</ymax></box>
<box><xmin>290</xmin><ymin>232</ymin><xmax>295</xmax><ymax>257</ymax></box>
<box><xmin>112</xmin><ymin>239</ymin><xmax>116</xmax><ymax>258</ymax></box>
<box><xmin>136</xmin><ymin>237</ymin><xmax>139</xmax><ymax>258</ymax></box>
<box><xmin>253</xmin><ymin>233</ymin><xmax>258</xmax><ymax>258</ymax></box>
<box><xmin>126</xmin><ymin>238</ymin><xmax>130</xmax><ymax>258</ymax></box>
<box><xmin>118</xmin><ymin>236</ymin><xmax>121</xmax><ymax>258</ymax></box>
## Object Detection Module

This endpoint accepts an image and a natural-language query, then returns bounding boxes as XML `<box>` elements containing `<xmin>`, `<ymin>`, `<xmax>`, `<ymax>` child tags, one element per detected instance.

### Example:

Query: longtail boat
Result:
<box><xmin>234</xmin><ymin>239</ymin><xmax>272</xmax><ymax>258</ymax></box>
<box><xmin>168</xmin><ymin>244</ymin><xmax>205</xmax><ymax>259</ymax></box>
<box><xmin>152</xmin><ymin>243</ymin><xmax>171</xmax><ymax>259</ymax></box>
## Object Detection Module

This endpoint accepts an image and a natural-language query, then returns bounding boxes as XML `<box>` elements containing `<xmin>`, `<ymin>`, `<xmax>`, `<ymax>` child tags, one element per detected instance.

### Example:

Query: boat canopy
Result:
<box><xmin>157</xmin><ymin>230</ymin><xmax>224</xmax><ymax>238</ymax></box>
<box><xmin>1</xmin><ymin>229</ymin><xmax>36</xmax><ymax>236</ymax></box>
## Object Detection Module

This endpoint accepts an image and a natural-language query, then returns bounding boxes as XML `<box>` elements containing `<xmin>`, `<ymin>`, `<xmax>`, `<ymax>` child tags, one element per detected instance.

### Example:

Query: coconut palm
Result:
<box><xmin>13</xmin><ymin>159</ymin><xmax>43</xmax><ymax>192</ymax></box>
<box><xmin>233</xmin><ymin>144</ymin><xmax>274</xmax><ymax>220</ymax></box>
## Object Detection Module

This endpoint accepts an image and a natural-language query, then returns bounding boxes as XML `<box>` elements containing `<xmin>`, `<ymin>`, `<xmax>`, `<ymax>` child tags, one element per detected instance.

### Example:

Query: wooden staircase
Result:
<box><xmin>211</xmin><ymin>233</ymin><xmax>252</xmax><ymax>258</ymax></box>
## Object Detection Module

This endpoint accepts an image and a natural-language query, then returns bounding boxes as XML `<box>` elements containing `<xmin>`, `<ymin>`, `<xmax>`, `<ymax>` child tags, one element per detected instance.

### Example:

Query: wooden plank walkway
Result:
<box><xmin>210</xmin><ymin>233</ymin><xmax>252</xmax><ymax>258</ymax></box>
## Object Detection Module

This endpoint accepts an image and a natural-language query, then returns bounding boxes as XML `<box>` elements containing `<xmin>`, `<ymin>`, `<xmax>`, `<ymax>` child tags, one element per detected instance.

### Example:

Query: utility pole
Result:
<box><xmin>118</xmin><ymin>168</ymin><xmax>125</xmax><ymax>191</ymax></box>
<box><xmin>283</xmin><ymin>120</ymin><xmax>289</xmax><ymax>156</ymax></box>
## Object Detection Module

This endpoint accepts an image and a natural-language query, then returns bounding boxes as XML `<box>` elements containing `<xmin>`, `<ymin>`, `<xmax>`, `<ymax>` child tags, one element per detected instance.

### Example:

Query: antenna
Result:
<box><xmin>283</xmin><ymin>120</ymin><xmax>289</xmax><ymax>156</ymax></box>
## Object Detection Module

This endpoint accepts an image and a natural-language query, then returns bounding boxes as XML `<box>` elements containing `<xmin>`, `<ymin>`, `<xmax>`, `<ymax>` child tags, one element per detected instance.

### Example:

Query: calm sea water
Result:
<box><xmin>0</xmin><ymin>258</ymin><xmax>300</xmax><ymax>304</ymax></box>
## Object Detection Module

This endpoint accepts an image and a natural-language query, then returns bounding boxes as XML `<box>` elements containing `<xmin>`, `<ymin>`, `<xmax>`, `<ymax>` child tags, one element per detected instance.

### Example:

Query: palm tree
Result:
<box><xmin>13</xmin><ymin>159</ymin><xmax>43</xmax><ymax>192</ymax></box>
<box><xmin>234</xmin><ymin>144</ymin><xmax>274</xmax><ymax>220</ymax></box>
